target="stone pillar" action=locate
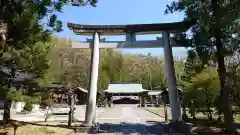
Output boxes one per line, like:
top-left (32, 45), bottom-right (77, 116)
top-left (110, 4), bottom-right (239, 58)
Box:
top-left (84, 32), bottom-right (100, 126)
top-left (163, 31), bottom-right (182, 122)
top-left (92, 105), bottom-right (97, 124)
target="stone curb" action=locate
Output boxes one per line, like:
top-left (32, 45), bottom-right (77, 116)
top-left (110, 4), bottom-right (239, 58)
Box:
top-left (73, 126), bottom-right (91, 133)
top-left (144, 108), bottom-right (165, 119)
top-left (67, 130), bottom-right (75, 135)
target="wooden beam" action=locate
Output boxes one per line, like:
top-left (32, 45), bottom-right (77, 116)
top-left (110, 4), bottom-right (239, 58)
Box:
top-left (71, 38), bottom-right (184, 49)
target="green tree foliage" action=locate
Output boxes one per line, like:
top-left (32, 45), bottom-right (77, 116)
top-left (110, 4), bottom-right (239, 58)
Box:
top-left (0, 0), bottom-right (98, 44)
top-left (166, 0), bottom-right (240, 132)
top-left (47, 37), bottom-right (187, 111)
top-left (0, 41), bottom-right (53, 123)
top-left (0, 0), bottom-right (98, 83)
top-left (182, 50), bottom-right (203, 81)
top-left (100, 49), bottom-right (124, 82)
top-left (47, 37), bottom-right (186, 93)
top-left (225, 52), bottom-right (240, 114)
top-left (23, 102), bottom-right (33, 112)
top-left (183, 67), bottom-right (220, 120)
top-left (0, 0), bottom-right (98, 123)
top-left (141, 56), bottom-right (167, 90)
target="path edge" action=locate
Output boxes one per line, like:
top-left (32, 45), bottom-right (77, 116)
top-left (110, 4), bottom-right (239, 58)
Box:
top-left (144, 108), bottom-right (165, 118)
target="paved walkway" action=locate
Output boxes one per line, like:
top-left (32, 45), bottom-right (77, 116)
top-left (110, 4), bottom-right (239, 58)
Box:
top-left (77, 105), bottom-right (170, 135)
top-left (12, 105), bottom-right (180, 134)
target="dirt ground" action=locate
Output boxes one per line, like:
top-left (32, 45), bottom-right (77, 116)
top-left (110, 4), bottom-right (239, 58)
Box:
top-left (0, 121), bottom-right (74, 135)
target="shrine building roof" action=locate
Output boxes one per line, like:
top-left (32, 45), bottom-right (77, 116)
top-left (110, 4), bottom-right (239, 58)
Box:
top-left (104, 83), bottom-right (149, 94)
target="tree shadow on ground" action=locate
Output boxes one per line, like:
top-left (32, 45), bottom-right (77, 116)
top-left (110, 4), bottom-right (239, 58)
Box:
top-left (166, 119), bottom-right (228, 135)
top-left (94, 119), bottom-right (233, 135)
top-left (186, 118), bottom-right (223, 128)
top-left (184, 118), bottom-right (240, 135)
top-left (95, 120), bottom-right (196, 135)
top-left (97, 121), bottom-right (166, 135)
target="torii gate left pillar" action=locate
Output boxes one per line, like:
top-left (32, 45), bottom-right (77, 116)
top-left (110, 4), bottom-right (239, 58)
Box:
top-left (84, 32), bottom-right (100, 126)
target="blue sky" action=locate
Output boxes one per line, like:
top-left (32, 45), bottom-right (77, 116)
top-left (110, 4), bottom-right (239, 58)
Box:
top-left (54, 0), bottom-right (188, 57)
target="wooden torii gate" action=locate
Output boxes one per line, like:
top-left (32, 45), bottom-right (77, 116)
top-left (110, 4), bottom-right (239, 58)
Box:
top-left (67, 21), bottom-right (193, 126)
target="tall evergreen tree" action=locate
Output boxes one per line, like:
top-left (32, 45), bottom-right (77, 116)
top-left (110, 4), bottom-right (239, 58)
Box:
top-left (166, 0), bottom-right (240, 133)
top-left (0, 0), bottom-right (98, 123)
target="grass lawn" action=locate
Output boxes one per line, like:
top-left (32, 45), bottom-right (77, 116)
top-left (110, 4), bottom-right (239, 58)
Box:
top-left (0, 125), bottom-right (73, 135)
top-left (146, 107), bottom-right (228, 134)
top-left (0, 120), bottom-right (75, 135)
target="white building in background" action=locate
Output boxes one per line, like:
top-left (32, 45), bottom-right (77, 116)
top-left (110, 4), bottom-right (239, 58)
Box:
top-left (11, 101), bottom-right (40, 113)
top-left (0, 66), bottom-right (40, 113)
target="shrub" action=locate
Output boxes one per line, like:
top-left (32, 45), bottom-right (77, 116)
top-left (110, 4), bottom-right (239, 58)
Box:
top-left (23, 102), bottom-right (33, 112)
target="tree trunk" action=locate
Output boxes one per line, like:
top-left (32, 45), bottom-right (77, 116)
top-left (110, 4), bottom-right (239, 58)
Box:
top-left (205, 89), bottom-right (212, 120)
top-left (3, 111), bottom-right (10, 123)
top-left (3, 100), bottom-right (10, 124)
top-left (215, 20), bottom-right (234, 134)
top-left (212, 0), bottom-right (235, 133)
top-left (68, 110), bottom-right (72, 127)
top-left (3, 59), bottom-right (15, 124)
top-left (216, 49), bottom-right (234, 132)
top-left (68, 94), bottom-right (75, 127)
top-left (44, 107), bottom-right (50, 123)
top-left (215, 26), bottom-right (234, 133)
top-left (164, 103), bottom-right (168, 122)
top-left (207, 106), bottom-right (213, 120)
top-left (190, 100), bottom-right (196, 120)
top-left (2, 91), bottom-right (11, 124)
top-left (182, 99), bottom-right (188, 121)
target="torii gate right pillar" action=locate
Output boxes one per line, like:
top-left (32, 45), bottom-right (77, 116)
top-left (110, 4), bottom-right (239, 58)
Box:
top-left (163, 31), bottom-right (182, 122)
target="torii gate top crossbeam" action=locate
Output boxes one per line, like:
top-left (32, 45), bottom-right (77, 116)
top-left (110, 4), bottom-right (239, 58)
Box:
top-left (67, 20), bottom-right (194, 36)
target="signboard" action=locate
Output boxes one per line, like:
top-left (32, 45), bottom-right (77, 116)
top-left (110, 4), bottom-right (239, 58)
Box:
top-left (112, 96), bottom-right (139, 100)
